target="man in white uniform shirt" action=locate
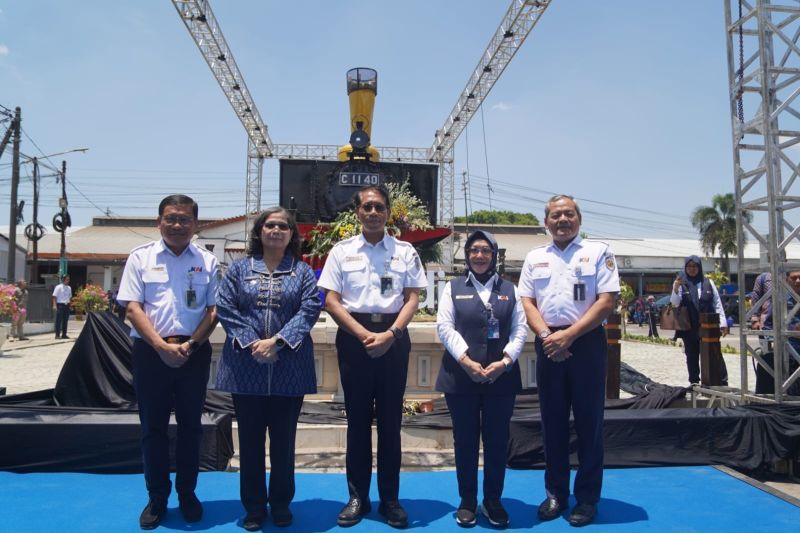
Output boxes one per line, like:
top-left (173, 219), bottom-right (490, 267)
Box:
top-left (518, 195), bottom-right (619, 527)
top-left (51, 275), bottom-right (72, 339)
top-left (318, 185), bottom-right (427, 529)
top-left (117, 195), bottom-right (219, 530)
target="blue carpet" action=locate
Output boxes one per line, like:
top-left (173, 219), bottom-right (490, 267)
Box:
top-left (1, 467), bottom-right (797, 531)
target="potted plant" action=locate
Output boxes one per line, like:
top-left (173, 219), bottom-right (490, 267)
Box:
top-left (71, 284), bottom-right (109, 320)
top-left (0, 283), bottom-right (20, 348)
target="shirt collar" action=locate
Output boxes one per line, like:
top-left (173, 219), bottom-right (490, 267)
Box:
top-left (548, 234), bottom-right (583, 254)
top-left (356, 231), bottom-right (392, 250)
top-left (250, 254), bottom-right (295, 274)
top-left (467, 271), bottom-right (498, 290)
top-left (156, 239), bottom-right (198, 258)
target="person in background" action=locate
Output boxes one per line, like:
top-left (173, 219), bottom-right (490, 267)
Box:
top-left (11, 279), bottom-right (29, 341)
top-left (669, 255), bottom-right (728, 385)
top-left (117, 195), bottom-right (219, 530)
top-left (519, 195), bottom-right (619, 527)
top-left (216, 207), bottom-right (321, 531)
top-left (318, 185), bottom-right (427, 529)
top-left (645, 295), bottom-right (659, 338)
top-left (633, 297), bottom-right (645, 326)
top-left (754, 270), bottom-right (800, 395)
top-left (436, 230), bottom-right (526, 528)
top-left (52, 275), bottom-right (72, 339)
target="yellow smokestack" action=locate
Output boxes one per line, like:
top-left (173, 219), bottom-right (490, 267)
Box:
top-left (338, 68), bottom-right (380, 162)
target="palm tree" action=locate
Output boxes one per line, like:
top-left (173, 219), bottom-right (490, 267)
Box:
top-left (690, 193), bottom-right (751, 275)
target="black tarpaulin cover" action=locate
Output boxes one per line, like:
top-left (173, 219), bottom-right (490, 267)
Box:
top-left (0, 312), bottom-right (233, 473)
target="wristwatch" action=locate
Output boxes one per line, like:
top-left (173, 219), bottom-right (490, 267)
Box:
top-left (538, 330), bottom-right (552, 339)
top-left (186, 338), bottom-right (198, 353)
top-left (275, 336), bottom-right (286, 348)
top-left (389, 326), bottom-right (404, 340)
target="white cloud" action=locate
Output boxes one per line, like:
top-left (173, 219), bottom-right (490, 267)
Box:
top-left (0, 45), bottom-right (9, 56)
top-left (491, 102), bottom-right (512, 112)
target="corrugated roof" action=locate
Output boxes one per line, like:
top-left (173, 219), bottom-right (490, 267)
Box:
top-left (33, 225), bottom-right (161, 259)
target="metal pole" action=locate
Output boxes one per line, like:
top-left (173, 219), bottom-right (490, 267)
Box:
top-left (6, 107), bottom-right (20, 283)
top-left (31, 157), bottom-right (39, 282)
top-left (59, 161), bottom-right (67, 278)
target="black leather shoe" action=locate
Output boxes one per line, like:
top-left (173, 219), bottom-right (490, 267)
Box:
top-left (378, 500), bottom-right (408, 529)
top-left (537, 497), bottom-right (566, 521)
top-left (481, 499), bottom-right (509, 528)
top-left (178, 492), bottom-right (203, 523)
top-left (243, 511), bottom-right (265, 531)
top-left (139, 500), bottom-right (167, 530)
top-left (455, 499), bottom-right (477, 528)
top-left (270, 505), bottom-right (292, 527)
top-left (337, 497), bottom-right (371, 527)
top-left (568, 503), bottom-right (597, 527)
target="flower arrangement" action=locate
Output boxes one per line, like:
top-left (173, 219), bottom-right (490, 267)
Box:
top-left (307, 180), bottom-right (433, 258)
top-left (72, 283), bottom-right (109, 315)
top-left (0, 283), bottom-right (21, 322)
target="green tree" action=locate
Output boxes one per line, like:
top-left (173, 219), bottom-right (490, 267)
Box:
top-left (454, 210), bottom-right (539, 225)
top-left (690, 193), bottom-right (751, 276)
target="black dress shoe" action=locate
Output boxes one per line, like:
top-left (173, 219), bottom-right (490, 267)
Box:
top-left (537, 497), bottom-right (566, 521)
top-left (178, 492), bottom-right (203, 522)
top-left (568, 503), bottom-right (597, 527)
top-left (481, 499), bottom-right (509, 528)
top-left (455, 498), bottom-right (477, 528)
top-left (243, 511), bottom-right (265, 531)
top-left (270, 505), bottom-right (293, 527)
top-left (378, 500), bottom-right (408, 529)
top-left (337, 497), bottom-right (371, 527)
top-left (139, 500), bottom-right (167, 530)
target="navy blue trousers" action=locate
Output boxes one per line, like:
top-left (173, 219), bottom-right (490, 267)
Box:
top-left (132, 338), bottom-right (211, 503)
top-left (55, 303), bottom-right (69, 337)
top-left (233, 393), bottom-right (303, 515)
top-left (445, 392), bottom-right (516, 504)
top-left (535, 326), bottom-right (606, 505)
top-left (336, 327), bottom-right (410, 502)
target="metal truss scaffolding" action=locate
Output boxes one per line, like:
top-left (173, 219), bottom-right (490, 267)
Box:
top-left (173, 0), bottom-right (552, 267)
top-left (172, 0), bottom-right (273, 237)
top-left (429, 0), bottom-right (552, 267)
top-left (726, 0), bottom-right (800, 403)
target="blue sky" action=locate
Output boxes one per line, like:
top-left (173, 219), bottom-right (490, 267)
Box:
top-left (0, 1), bottom-right (734, 240)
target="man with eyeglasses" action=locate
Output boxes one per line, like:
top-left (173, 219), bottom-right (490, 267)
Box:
top-left (117, 194), bottom-right (219, 530)
top-left (318, 184), bottom-right (427, 529)
top-left (518, 195), bottom-right (619, 527)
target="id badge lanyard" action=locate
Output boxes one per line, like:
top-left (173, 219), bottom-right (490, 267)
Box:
top-left (486, 303), bottom-right (500, 339)
top-left (380, 260), bottom-right (394, 297)
top-left (186, 271), bottom-right (198, 308)
top-left (574, 266), bottom-right (586, 302)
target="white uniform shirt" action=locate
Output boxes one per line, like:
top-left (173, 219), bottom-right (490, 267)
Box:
top-left (669, 280), bottom-right (727, 328)
top-left (117, 239), bottom-right (219, 338)
top-left (318, 232), bottom-right (427, 314)
top-left (437, 272), bottom-right (528, 362)
top-left (52, 283), bottom-right (72, 304)
top-left (518, 235), bottom-right (620, 326)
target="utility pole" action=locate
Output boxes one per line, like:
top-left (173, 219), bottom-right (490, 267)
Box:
top-left (59, 161), bottom-right (68, 279)
top-left (30, 158), bottom-right (39, 282)
top-left (6, 107), bottom-right (21, 283)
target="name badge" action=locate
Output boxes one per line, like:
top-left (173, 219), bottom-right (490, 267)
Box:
top-left (455, 295), bottom-right (473, 300)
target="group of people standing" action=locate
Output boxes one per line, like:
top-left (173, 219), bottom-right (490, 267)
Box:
top-left (116, 190), bottom-right (619, 530)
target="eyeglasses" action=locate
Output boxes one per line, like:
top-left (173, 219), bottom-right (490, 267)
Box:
top-left (263, 222), bottom-right (290, 231)
top-left (162, 216), bottom-right (194, 226)
top-left (360, 202), bottom-right (387, 213)
top-left (468, 247), bottom-right (493, 256)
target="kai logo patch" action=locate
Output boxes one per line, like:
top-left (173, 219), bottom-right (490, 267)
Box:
top-left (605, 254), bottom-right (616, 271)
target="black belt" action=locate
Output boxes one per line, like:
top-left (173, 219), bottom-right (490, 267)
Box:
top-left (549, 325), bottom-right (572, 331)
top-left (162, 335), bottom-right (191, 345)
top-left (351, 312), bottom-right (399, 324)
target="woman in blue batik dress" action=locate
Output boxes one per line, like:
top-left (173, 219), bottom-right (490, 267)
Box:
top-left (216, 206), bottom-right (321, 531)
